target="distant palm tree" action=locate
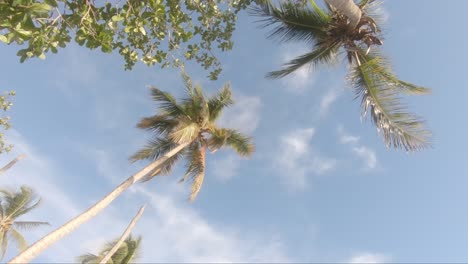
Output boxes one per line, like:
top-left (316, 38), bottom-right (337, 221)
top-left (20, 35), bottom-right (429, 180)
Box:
top-left (253, 0), bottom-right (431, 151)
top-left (99, 206), bottom-right (145, 264)
top-left (0, 186), bottom-right (48, 259)
top-left (130, 72), bottom-right (255, 200)
top-left (9, 73), bottom-right (255, 263)
top-left (78, 235), bottom-right (142, 264)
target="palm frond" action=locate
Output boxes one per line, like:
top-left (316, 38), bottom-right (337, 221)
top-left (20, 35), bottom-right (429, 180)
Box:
top-left (12, 198), bottom-right (42, 219)
top-left (350, 55), bottom-right (431, 151)
top-left (9, 228), bottom-right (27, 251)
top-left (169, 117), bottom-right (200, 144)
top-left (208, 83), bottom-right (234, 122)
top-left (267, 41), bottom-right (340, 78)
top-left (181, 70), bottom-right (194, 96)
top-left (130, 137), bottom-right (186, 181)
top-left (225, 130), bottom-right (255, 157)
top-left (309, 0), bottom-right (330, 19)
top-left (0, 229), bottom-right (7, 260)
top-left (77, 253), bottom-right (101, 264)
top-left (181, 83), bottom-right (209, 124)
top-left (13, 221), bottom-right (49, 230)
top-left (129, 137), bottom-right (176, 163)
top-left (136, 115), bottom-right (178, 137)
top-left (207, 128), bottom-right (229, 153)
top-left (121, 235), bottom-right (141, 264)
top-left (179, 142), bottom-right (205, 184)
top-left (144, 149), bottom-right (184, 181)
top-left (189, 147), bottom-right (206, 202)
top-left (362, 51), bottom-right (430, 95)
top-left (360, 0), bottom-right (386, 27)
top-left (358, 0), bottom-right (371, 8)
top-left (95, 235), bottom-right (141, 264)
top-left (3, 186), bottom-right (40, 219)
top-left (150, 87), bottom-right (187, 117)
top-left (109, 244), bottom-right (128, 264)
top-left (251, 0), bottom-right (331, 43)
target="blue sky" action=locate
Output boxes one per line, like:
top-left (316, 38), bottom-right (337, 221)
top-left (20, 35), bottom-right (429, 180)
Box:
top-left (1, 0), bottom-right (468, 262)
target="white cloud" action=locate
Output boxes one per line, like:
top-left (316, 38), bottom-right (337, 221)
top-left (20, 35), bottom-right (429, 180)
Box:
top-left (337, 126), bottom-right (378, 170)
top-left (319, 88), bottom-right (340, 117)
top-left (338, 126), bottom-right (360, 145)
top-left (212, 155), bottom-right (241, 182)
top-left (133, 186), bottom-right (291, 263)
top-left (218, 94), bottom-right (261, 134)
top-left (80, 148), bottom-right (292, 263)
top-left (0, 131), bottom-right (291, 262)
top-left (352, 146), bottom-right (378, 170)
top-left (275, 128), bottom-right (336, 190)
top-left (348, 252), bottom-right (390, 263)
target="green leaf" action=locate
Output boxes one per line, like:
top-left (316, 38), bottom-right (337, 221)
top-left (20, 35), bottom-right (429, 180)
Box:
top-left (111, 15), bottom-right (124, 22)
top-left (138, 27), bottom-right (147, 36)
top-left (38, 53), bottom-right (46, 60)
top-left (0, 35), bottom-right (7, 44)
top-left (44, 0), bottom-right (58, 7)
top-left (28, 3), bottom-right (52, 14)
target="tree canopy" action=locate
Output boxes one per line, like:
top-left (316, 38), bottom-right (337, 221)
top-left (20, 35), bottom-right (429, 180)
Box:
top-left (0, 0), bottom-right (254, 80)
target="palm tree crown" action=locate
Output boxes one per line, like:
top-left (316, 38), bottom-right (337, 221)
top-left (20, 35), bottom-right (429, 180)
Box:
top-left (253, 0), bottom-right (431, 151)
top-left (0, 186), bottom-right (48, 259)
top-left (78, 235), bottom-right (141, 264)
top-left (131, 72), bottom-right (255, 200)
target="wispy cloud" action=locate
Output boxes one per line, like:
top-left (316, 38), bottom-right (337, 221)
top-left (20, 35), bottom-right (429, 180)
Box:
top-left (337, 126), bottom-right (378, 170)
top-left (352, 146), bottom-right (377, 170)
top-left (319, 88), bottom-right (341, 117)
top-left (83, 148), bottom-right (292, 263)
top-left (218, 93), bottom-right (262, 134)
top-left (338, 126), bottom-right (360, 145)
top-left (348, 252), bottom-right (390, 263)
top-left (275, 128), bottom-right (336, 190)
top-left (211, 155), bottom-right (241, 182)
top-left (0, 130), bottom-right (292, 262)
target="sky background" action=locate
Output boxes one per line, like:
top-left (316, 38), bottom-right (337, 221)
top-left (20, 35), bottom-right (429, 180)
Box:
top-left (1, 0), bottom-right (468, 263)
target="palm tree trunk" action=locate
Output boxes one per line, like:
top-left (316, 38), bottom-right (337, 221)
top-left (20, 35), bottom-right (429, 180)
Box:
top-left (8, 143), bottom-right (188, 264)
top-left (0, 154), bottom-right (26, 175)
top-left (99, 205), bottom-right (145, 264)
top-left (324, 0), bottom-right (362, 28)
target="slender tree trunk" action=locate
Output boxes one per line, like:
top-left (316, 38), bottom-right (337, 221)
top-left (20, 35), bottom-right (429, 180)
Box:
top-left (8, 143), bottom-right (188, 264)
top-left (99, 205), bottom-right (145, 264)
top-left (0, 154), bottom-right (26, 175)
top-left (324, 0), bottom-right (362, 28)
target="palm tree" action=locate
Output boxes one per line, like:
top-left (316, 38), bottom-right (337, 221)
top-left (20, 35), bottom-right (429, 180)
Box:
top-left (99, 206), bottom-right (145, 264)
top-left (0, 186), bottom-right (48, 259)
top-left (129, 73), bottom-right (255, 200)
top-left (252, 0), bottom-right (431, 151)
top-left (77, 235), bottom-right (142, 264)
top-left (9, 73), bottom-right (255, 263)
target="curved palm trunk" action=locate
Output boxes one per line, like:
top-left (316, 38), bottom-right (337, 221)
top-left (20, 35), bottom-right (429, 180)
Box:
top-left (0, 154), bottom-right (26, 175)
top-left (99, 205), bottom-right (145, 264)
top-left (8, 143), bottom-right (188, 264)
top-left (324, 0), bottom-right (362, 28)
